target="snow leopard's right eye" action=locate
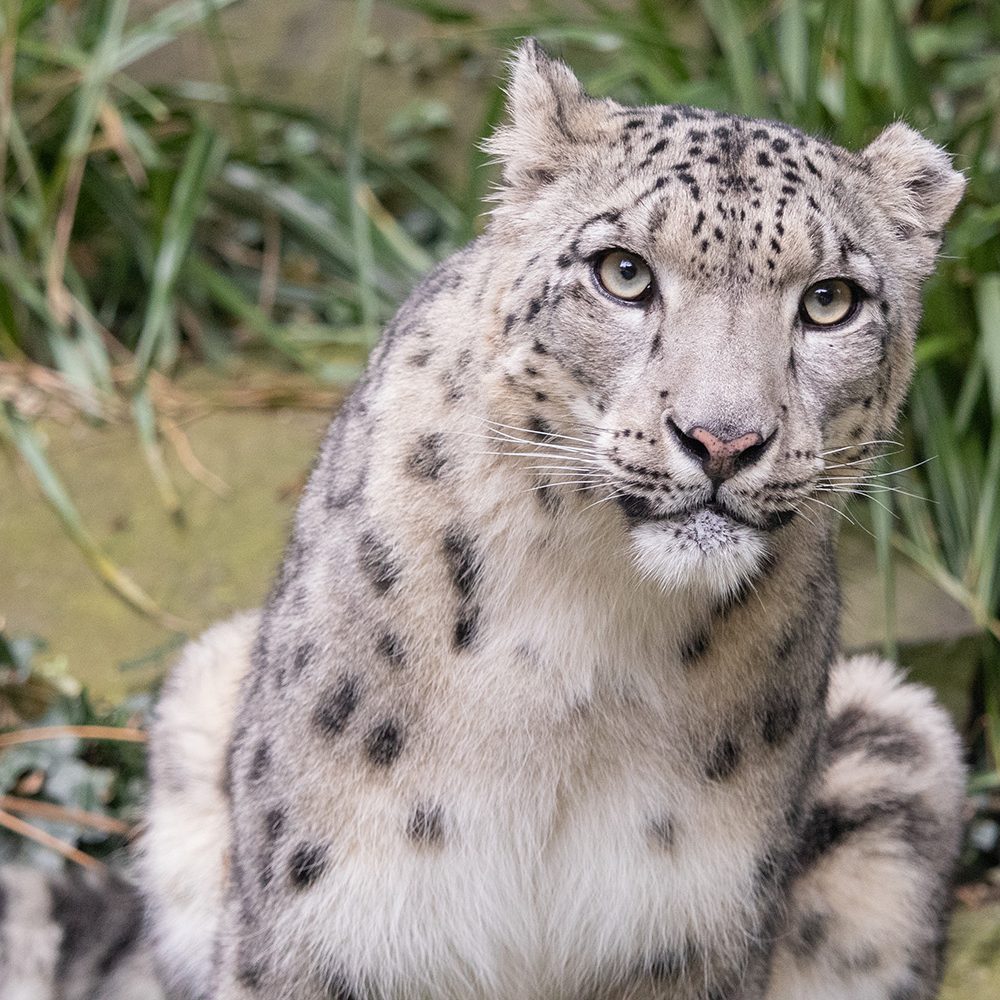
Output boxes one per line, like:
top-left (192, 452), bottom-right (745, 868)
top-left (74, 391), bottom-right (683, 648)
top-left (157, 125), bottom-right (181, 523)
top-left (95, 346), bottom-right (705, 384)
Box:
top-left (594, 249), bottom-right (653, 304)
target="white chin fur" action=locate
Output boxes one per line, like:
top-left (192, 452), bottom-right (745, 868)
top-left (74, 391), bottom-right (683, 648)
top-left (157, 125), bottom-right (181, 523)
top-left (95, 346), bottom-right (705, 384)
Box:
top-left (629, 512), bottom-right (769, 600)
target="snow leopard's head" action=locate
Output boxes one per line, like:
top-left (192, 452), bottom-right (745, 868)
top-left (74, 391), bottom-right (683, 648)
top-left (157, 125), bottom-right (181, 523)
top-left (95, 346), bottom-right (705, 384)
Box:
top-left (483, 41), bottom-right (964, 598)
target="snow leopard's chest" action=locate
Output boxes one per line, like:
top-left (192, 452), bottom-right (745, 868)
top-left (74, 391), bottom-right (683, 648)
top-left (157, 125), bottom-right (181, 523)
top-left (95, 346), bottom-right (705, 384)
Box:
top-left (273, 644), bottom-right (799, 1000)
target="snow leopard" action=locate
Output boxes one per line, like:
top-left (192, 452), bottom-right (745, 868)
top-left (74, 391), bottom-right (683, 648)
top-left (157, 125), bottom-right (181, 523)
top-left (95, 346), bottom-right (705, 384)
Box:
top-left (3, 40), bottom-right (968, 1000)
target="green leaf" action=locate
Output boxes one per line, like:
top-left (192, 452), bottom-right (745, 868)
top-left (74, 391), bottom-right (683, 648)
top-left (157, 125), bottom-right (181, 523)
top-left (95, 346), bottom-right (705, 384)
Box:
top-left (974, 274), bottom-right (1000, 418)
top-left (134, 125), bottom-right (227, 379)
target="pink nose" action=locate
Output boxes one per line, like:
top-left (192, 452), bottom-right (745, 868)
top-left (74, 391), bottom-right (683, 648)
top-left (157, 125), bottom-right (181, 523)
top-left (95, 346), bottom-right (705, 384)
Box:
top-left (670, 422), bottom-right (767, 482)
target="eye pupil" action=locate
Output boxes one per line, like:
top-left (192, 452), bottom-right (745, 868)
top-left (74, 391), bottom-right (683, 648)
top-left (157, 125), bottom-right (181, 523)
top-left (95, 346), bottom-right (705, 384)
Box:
top-left (800, 278), bottom-right (860, 326)
top-left (595, 249), bottom-right (653, 303)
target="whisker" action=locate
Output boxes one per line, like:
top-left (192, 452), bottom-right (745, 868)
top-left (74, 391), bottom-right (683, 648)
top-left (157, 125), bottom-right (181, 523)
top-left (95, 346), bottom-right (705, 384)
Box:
top-left (468, 432), bottom-right (597, 456)
top-left (582, 489), bottom-right (630, 514)
top-left (740, 572), bottom-right (767, 614)
top-left (481, 419), bottom-right (596, 447)
top-left (818, 439), bottom-right (901, 457)
top-left (817, 478), bottom-right (931, 498)
top-left (801, 492), bottom-right (858, 526)
top-left (828, 457), bottom-right (936, 481)
top-left (471, 449), bottom-right (599, 462)
top-left (788, 501), bottom-right (820, 530)
top-left (804, 495), bottom-right (879, 540)
top-left (822, 449), bottom-right (904, 470)
top-left (523, 463), bottom-right (604, 474)
top-left (524, 479), bottom-right (608, 493)
top-left (818, 485), bottom-right (931, 505)
top-left (444, 426), bottom-right (598, 455)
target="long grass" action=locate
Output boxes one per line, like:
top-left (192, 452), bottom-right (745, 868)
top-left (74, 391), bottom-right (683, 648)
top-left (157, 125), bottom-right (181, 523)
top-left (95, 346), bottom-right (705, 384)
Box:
top-left (0, 0), bottom-right (466, 617)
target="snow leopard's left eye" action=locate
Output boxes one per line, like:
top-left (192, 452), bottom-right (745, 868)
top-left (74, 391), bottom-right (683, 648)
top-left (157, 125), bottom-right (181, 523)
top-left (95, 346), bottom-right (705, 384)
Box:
top-left (799, 279), bottom-right (862, 327)
top-left (594, 249), bottom-right (653, 303)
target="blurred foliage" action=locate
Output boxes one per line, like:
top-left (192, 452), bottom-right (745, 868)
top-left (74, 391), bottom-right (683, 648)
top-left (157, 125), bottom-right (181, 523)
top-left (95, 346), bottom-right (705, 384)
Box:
top-left (0, 0), bottom-right (468, 614)
top-left (1, 0), bottom-right (1000, 859)
top-left (0, 627), bottom-right (149, 869)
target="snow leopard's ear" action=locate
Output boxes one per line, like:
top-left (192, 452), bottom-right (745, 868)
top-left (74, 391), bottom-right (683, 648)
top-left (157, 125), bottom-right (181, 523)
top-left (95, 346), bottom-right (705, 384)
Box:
top-left (863, 123), bottom-right (965, 254)
top-left (485, 40), bottom-right (601, 193)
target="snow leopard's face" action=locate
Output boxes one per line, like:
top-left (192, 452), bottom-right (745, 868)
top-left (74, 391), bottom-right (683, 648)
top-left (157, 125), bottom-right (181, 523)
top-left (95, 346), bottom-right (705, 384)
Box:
top-left (486, 41), bottom-right (964, 599)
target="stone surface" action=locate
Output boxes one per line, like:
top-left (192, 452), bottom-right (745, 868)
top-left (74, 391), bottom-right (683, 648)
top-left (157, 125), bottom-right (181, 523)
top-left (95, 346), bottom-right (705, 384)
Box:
top-left (2, 398), bottom-right (327, 699)
top-left (941, 904), bottom-right (1000, 1000)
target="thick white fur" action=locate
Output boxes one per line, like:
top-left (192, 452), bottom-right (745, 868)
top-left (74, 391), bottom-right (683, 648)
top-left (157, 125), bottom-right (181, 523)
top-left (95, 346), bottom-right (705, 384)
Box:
top-left (145, 633), bottom-right (964, 1000)
top-left (138, 611), bottom-right (258, 997)
top-left (0, 866), bottom-right (166, 1000)
top-left (768, 656), bottom-right (965, 1000)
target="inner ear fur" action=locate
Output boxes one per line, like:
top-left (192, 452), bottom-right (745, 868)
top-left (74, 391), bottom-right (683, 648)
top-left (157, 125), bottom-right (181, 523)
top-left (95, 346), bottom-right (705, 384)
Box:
top-left (863, 122), bottom-right (966, 240)
top-left (484, 39), bottom-right (610, 193)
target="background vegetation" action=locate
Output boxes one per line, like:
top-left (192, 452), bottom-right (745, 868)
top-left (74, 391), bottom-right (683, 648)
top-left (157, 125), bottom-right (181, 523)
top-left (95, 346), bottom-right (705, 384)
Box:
top-left (0, 0), bottom-right (998, 890)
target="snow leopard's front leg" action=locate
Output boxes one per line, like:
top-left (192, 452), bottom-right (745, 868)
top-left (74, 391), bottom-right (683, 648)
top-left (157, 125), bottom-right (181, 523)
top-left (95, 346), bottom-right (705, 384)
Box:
top-left (766, 655), bottom-right (964, 1000)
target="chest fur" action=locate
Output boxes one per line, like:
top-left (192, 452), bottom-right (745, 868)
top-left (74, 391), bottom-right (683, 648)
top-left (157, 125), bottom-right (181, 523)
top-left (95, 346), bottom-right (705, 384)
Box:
top-left (254, 616), bottom-right (816, 999)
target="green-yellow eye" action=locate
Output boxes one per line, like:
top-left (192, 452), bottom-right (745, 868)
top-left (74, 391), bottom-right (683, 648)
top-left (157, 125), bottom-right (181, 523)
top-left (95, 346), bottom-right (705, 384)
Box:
top-left (799, 279), bottom-right (861, 326)
top-left (595, 249), bottom-right (653, 303)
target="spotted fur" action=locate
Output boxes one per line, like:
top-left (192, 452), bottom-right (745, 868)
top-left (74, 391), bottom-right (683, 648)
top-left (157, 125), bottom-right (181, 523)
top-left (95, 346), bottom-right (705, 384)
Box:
top-left (134, 41), bottom-right (966, 1000)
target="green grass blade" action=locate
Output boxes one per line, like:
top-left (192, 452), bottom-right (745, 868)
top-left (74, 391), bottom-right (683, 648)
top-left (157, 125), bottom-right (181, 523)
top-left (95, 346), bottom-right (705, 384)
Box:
top-left (134, 124), bottom-right (227, 379)
top-left (342, 0), bottom-right (379, 343)
top-left (871, 493), bottom-right (898, 661)
top-left (114, 0), bottom-right (243, 71)
top-left (131, 386), bottom-right (183, 522)
top-left (974, 273), bottom-right (1000, 418)
top-left (696, 0), bottom-right (767, 116)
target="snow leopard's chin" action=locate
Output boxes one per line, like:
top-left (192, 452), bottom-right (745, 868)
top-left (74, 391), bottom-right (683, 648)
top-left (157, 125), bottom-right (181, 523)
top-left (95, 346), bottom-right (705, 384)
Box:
top-left (629, 509), bottom-right (771, 600)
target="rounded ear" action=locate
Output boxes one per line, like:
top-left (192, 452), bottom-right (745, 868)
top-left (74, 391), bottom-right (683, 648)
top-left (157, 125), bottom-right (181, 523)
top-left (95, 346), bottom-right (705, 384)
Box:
top-left (863, 123), bottom-right (966, 240)
top-left (483, 39), bottom-right (597, 194)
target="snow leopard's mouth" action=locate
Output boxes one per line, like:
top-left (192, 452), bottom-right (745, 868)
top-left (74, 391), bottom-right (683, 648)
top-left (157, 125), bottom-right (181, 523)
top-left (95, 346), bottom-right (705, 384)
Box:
top-left (615, 495), bottom-right (796, 534)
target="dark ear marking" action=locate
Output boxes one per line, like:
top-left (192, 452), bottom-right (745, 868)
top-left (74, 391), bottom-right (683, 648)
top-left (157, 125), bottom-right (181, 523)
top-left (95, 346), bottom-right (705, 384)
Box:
top-left (826, 705), bottom-right (923, 764)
